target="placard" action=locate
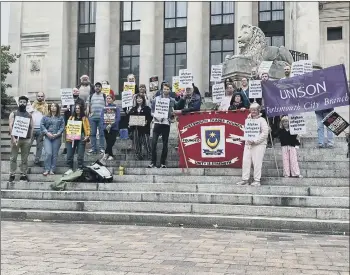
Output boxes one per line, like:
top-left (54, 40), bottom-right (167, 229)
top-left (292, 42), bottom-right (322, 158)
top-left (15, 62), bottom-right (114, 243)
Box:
top-left (249, 80), bottom-right (262, 98)
top-left (210, 65), bottom-right (223, 82)
top-left (172, 76), bottom-right (184, 96)
top-left (11, 116), bottom-right (30, 138)
top-left (123, 82), bottom-right (136, 94)
top-left (212, 83), bottom-right (225, 104)
top-left (179, 69), bottom-right (193, 88)
top-left (291, 61), bottom-right (305, 76)
top-left (323, 111), bottom-right (350, 136)
top-left (102, 84), bottom-right (111, 95)
top-left (154, 97), bottom-right (170, 119)
top-left (149, 76), bottom-right (159, 92)
top-left (302, 60), bottom-right (313, 74)
top-left (129, 115), bottom-right (146, 126)
top-left (66, 120), bottom-right (82, 140)
top-left (103, 107), bottom-right (116, 124)
top-left (288, 114), bottom-right (306, 135)
top-left (258, 61), bottom-right (273, 74)
top-left (122, 91), bottom-right (133, 108)
top-left (244, 119), bottom-right (261, 141)
top-left (60, 88), bottom-right (74, 106)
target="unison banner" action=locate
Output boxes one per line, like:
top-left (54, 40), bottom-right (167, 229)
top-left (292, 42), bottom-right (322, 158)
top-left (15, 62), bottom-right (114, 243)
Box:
top-left (177, 111), bottom-right (248, 168)
top-left (262, 64), bottom-right (349, 117)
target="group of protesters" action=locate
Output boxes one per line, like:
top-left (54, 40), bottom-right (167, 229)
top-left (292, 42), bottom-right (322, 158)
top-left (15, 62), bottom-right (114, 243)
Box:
top-left (8, 65), bottom-right (337, 186)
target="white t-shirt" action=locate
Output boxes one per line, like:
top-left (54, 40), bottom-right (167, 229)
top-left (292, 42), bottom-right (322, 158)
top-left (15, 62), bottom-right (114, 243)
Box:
top-left (32, 110), bottom-right (43, 129)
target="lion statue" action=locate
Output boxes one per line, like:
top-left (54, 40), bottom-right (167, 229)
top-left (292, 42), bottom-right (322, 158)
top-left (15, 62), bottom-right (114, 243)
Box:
top-left (237, 24), bottom-right (294, 67)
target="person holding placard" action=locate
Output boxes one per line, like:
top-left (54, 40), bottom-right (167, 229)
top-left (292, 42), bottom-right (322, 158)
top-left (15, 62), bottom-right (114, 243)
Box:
top-left (236, 103), bottom-right (269, 186)
top-left (100, 95), bottom-right (121, 161)
top-left (278, 116), bottom-right (302, 178)
top-left (8, 95), bottom-right (34, 183)
top-left (155, 80), bottom-right (176, 99)
top-left (40, 103), bottom-right (65, 176)
top-left (77, 75), bottom-right (95, 114)
top-left (315, 108), bottom-right (335, 149)
top-left (174, 85), bottom-right (201, 115)
top-left (129, 94), bottom-right (153, 160)
top-left (101, 80), bottom-right (116, 99)
top-left (65, 104), bottom-right (91, 176)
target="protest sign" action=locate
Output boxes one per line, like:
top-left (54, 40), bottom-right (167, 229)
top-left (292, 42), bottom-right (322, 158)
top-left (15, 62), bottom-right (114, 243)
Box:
top-left (179, 69), bottom-right (193, 88)
top-left (154, 97), bottom-right (170, 119)
top-left (244, 119), bottom-right (261, 141)
top-left (302, 60), bottom-right (313, 73)
top-left (291, 61), bottom-right (305, 76)
top-left (261, 64), bottom-right (349, 117)
top-left (210, 65), bottom-right (223, 82)
top-left (103, 107), bottom-right (116, 124)
top-left (66, 120), bottom-right (82, 140)
top-left (11, 116), bottom-right (30, 138)
top-left (258, 61), bottom-right (273, 74)
top-left (249, 80), bottom-right (262, 98)
top-left (288, 114), bottom-right (306, 135)
top-left (122, 91), bottom-right (133, 108)
top-left (212, 83), bottom-right (225, 103)
top-left (172, 76), bottom-right (184, 96)
top-left (129, 115), bottom-right (146, 126)
top-left (60, 88), bottom-right (74, 106)
top-left (323, 111), bottom-right (350, 136)
top-left (102, 85), bottom-right (111, 95)
top-left (123, 82), bottom-right (136, 94)
top-left (149, 76), bottom-right (159, 92)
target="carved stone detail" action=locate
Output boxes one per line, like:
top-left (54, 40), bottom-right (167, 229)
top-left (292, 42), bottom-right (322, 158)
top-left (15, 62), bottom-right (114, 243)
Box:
top-left (30, 60), bottom-right (41, 73)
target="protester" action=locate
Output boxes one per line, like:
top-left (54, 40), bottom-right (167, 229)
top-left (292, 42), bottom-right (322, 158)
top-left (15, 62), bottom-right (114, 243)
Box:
top-left (315, 108), bottom-right (335, 148)
top-left (250, 67), bottom-right (260, 80)
top-left (40, 103), bottom-right (65, 176)
top-left (100, 95), bottom-right (120, 160)
top-left (126, 74), bottom-right (139, 94)
top-left (155, 80), bottom-right (176, 99)
top-left (174, 85), bottom-right (201, 114)
top-left (149, 83), bottom-right (176, 168)
top-left (229, 93), bottom-right (247, 111)
top-left (217, 83), bottom-right (236, 111)
top-left (87, 82), bottom-right (106, 154)
top-left (65, 104), bottom-right (90, 176)
top-left (8, 95), bottom-right (34, 182)
top-left (129, 94), bottom-right (153, 160)
top-left (101, 80), bottom-right (116, 99)
top-left (282, 65), bottom-right (291, 79)
top-left (224, 77), bottom-right (234, 88)
top-left (31, 92), bottom-right (49, 164)
top-left (77, 75), bottom-right (94, 113)
top-left (236, 103), bottom-right (269, 186)
top-left (135, 84), bottom-right (151, 106)
top-left (278, 116), bottom-right (302, 178)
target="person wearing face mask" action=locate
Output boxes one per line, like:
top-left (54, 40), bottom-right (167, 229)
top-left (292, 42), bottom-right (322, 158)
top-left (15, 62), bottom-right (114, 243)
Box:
top-left (236, 103), bottom-right (269, 186)
top-left (31, 92), bottom-right (49, 165)
top-left (282, 65), bottom-right (291, 79)
top-left (40, 103), bottom-right (65, 176)
top-left (8, 96), bottom-right (34, 183)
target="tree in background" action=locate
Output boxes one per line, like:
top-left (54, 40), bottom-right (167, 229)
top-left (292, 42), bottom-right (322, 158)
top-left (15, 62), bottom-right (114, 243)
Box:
top-left (1, 45), bottom-right (20, 118)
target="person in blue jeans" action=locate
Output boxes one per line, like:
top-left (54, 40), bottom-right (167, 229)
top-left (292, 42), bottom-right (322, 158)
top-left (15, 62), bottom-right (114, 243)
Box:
top-left (40, 103), bottom-right (65, 175)
top-left (315, 108), bottom-right (335, 148)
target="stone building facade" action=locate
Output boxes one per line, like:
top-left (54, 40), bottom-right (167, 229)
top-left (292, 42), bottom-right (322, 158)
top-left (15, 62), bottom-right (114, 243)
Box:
top-left (6, 1), bottom-right (350, 99)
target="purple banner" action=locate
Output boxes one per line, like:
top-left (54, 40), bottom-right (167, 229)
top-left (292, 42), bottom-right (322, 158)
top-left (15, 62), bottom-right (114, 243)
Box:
top-left (261, 64), bottom-right (349, 117)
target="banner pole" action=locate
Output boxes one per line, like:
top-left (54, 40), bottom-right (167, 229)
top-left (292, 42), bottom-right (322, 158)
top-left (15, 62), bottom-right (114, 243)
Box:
top-left (266, 117), bottom-right (280, 177)
top-left (176, 116), bottom-right (189, 174)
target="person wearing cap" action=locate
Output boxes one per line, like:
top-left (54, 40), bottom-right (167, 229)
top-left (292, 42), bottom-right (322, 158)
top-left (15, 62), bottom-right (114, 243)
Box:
top-left (236, 103), bottom-right (269, 186)
top-left (8, 95), bottom-right (34, 183)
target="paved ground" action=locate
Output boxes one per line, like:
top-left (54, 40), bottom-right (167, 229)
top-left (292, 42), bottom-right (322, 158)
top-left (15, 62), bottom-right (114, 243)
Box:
top-left (1, 221), bottom-right (349, 275)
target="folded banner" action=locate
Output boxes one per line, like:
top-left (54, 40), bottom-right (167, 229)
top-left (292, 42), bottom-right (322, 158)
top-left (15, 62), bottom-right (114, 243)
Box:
top-left (262, 64), bottom-right (349, 117)
top-left (177, 111), bottom-right (248, 168)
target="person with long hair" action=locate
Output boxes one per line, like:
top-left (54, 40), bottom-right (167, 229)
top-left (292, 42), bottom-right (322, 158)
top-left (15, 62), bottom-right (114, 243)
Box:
top-left (40, 103), bottom-right (65, 175)
top-left (64, 104), bottom-right (90, 176)
top-left (129, 94), bottom-right (153, 160)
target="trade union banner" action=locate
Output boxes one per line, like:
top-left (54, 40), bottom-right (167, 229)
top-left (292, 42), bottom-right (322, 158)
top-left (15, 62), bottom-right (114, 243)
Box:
top-left (262, 64), bottom-right (349, 117)
top-left (177, 110), bottom-right (248, 168)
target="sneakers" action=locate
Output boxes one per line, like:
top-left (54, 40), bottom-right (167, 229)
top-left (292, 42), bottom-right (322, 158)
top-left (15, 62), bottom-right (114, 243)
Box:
top-left (251, 181), bottom-right (261, 186)
top-left (160, 164), bottom-right (167, 168)
top-left (148, 163), bottom-right (156, 168)
top-left (9, 175), bottom-right (15, 183)
top-left (236, 180), bottom-right (248, 185)
top-left (19, 175), bottom-right (28, 182)
top-left (64, 169), bottom-right (73, 176)
top-left (88, 149), bottom-right (96, 154)
top-left (43, 171), bottom-right (49, 176)
top-left (100, 149), bottom-right (105, 154)
top-left (49, 171), bottom-right (55, 175)
top-left (318, 144), bottom-right (325, 149)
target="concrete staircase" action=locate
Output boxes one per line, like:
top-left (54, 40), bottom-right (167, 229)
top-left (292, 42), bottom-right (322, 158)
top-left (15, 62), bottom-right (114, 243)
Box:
top-left (1, 118), bottom-right (349, 234)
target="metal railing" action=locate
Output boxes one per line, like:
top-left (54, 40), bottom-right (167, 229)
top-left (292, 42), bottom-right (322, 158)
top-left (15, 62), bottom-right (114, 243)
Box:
top-left (289, 50), bottom-right (309, 62)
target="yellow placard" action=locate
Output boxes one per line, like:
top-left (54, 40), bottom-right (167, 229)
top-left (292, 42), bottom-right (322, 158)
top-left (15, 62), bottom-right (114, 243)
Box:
top-left (123, 82), bottom-right (136, 94)
top-left (66, 120), bottom-right (82, 140)
top-left (102, 84), bottom-right (111, 95)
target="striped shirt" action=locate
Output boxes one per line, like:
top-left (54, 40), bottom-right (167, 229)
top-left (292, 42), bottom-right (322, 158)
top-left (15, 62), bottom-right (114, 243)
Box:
top-left (90, 93), bottom-right (106, 118)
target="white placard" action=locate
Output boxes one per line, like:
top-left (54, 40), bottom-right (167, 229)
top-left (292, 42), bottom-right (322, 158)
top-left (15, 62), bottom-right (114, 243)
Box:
top-left (302, 60), bottom-right (313, 74)
top-left (258, 61), bottom-right (273, 74)
top-left (244, 119), bottom-right (261, 141)
top-left (60, 88), bottom-right (74, 106)
top-left (122, 91), bottom-right (133, 108)
top-left (212, 83), bottom-right (226, 104)
top-left (210, 65), bottom-right (223, 82)
top-left (248, 80), bottom-right (262, 98)
top-left (291, 61), bottom-right (304, 76)
top-left (154, 98), bottom-right (170, 119)
top-left (179, 69), bottom-right (193, 88)
top-left (11, 116), bottom-right (30, 138)
top-left (288, 114), bottom-right (306, 135)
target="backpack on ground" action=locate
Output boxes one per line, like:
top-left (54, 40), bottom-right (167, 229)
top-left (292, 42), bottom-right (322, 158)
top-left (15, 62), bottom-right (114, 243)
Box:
top-left (82, 160), bottom-right (113, 182)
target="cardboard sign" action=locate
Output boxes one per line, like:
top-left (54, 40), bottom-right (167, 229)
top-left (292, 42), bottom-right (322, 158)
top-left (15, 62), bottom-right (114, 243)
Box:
top-left (102, 85), bottom-right (111, 95)
top-left (212, 83), bottom-right (225, 104)
top-left (103, 107), bottom-right (116, 124)
top-left (129, 115), bottom-right (146, 126)
top-left (248, 80), bottom-right (262, 98)
top-left (123, 82), bottom-right (136, 94)
top-left (154, 97), bottom-right (170, 119)
top-left (122, 91), bottom-right (133, 108)
top-left (244, 119), bottom-right (261, 141)
top-left (60, 89), bottom-right (74, 106)
top-left (288, 114), bottom-right (306, 135)
top-left (258, 61), bottom-right (273, 74)
top-left (323, 111), bottom-right (350, 136)
top-left (66, 120), bottom-right (82, 140)
top-left (179, 69), bottom-right (193, 88)
top-left (11, 116), bottom-right (30, 138)
top-left (149, 76), bottom-right (159, 92)
top-left (210, 65), bottom-right (223, 82)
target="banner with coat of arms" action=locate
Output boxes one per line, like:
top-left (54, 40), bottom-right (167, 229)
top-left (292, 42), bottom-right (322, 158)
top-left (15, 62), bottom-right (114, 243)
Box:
top-left (177, 110), bottom-right (248, 168)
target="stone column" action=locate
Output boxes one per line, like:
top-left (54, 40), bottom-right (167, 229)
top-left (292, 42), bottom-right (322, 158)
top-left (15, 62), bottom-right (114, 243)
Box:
top-left (234, 2), bottom-right (253, 55)
top-left (94, 2), bottom-right (110, 82)
top-left (187, 2), bottom-right (204, 94)
top-left (139, 2), bottom-right (156, 86)
top-left (295, 2), bottom-right (320, 64)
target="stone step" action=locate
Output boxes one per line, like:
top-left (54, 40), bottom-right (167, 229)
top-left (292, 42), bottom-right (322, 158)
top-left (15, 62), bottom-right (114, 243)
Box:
top-left (2, 209), bottom-right (348, 234)
top-left (2, 190), bottom-right (348, 208)
top-left (2, 199), bottom-right (348, 220)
